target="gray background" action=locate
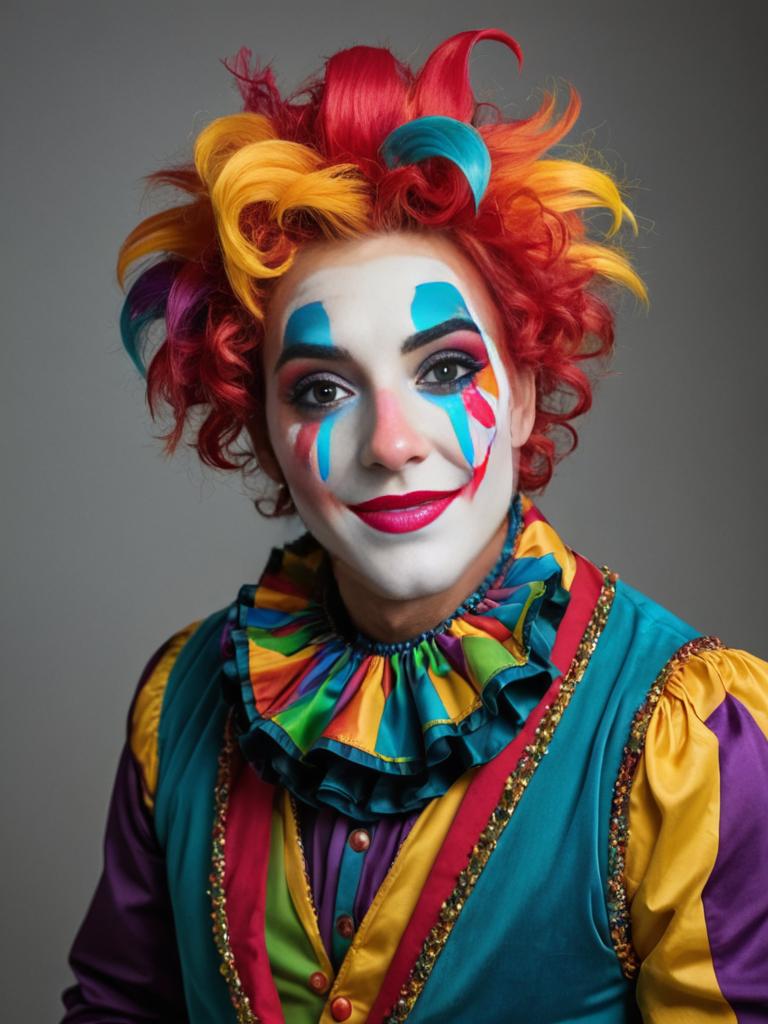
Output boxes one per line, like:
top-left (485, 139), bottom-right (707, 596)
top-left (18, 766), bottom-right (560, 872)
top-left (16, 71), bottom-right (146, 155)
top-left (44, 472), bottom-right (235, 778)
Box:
top-left (2, 0), bottom-right (766, 1018)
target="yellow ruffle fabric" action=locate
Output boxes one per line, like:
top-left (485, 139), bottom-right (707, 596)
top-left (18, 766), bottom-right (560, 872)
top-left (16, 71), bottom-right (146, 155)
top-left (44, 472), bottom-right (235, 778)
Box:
top-left (626, 646), bottom-right (768, 1022)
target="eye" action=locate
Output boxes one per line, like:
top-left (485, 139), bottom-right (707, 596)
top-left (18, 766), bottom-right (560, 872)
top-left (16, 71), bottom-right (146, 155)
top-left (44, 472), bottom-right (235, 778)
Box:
top-left (417, 350), bottom-right (485, 392)
top-left (289, 373), bottom-right (354, 410)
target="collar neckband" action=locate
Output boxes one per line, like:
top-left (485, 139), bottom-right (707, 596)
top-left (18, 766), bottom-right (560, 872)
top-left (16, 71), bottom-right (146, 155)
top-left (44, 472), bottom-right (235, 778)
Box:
top-left (222, 495), bottom-right (571, 820)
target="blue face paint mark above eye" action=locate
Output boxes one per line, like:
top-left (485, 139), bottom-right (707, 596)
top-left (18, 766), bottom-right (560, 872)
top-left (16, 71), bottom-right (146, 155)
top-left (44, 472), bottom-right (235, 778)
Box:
top-left (284, 300), bottom-right (334, 347)
top-left (410, 281), bottom-right (475, 332)
top-left (411, 281), bottom-right (478, 468)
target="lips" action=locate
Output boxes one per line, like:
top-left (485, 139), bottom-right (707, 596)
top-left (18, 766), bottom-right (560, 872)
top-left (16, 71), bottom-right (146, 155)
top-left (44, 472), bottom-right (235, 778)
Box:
top-left (347, 488), bottom-right (463, 533)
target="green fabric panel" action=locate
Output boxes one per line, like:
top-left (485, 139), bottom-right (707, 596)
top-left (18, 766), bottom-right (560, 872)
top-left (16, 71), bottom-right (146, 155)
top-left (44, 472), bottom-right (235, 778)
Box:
top-left (265, 806), bottom-right (328, 1024)
top-left (408, 581), bottom-right (699, 1023)
top-left (153, 609), bottom-right (236, 1024)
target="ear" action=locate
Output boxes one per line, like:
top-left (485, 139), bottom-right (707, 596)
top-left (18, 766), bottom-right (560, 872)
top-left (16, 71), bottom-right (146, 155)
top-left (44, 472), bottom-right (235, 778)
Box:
top-left (508, 365), bottom-right (536, 449)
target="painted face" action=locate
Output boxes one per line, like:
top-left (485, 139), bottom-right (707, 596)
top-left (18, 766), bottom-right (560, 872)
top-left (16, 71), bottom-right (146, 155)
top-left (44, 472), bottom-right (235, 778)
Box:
top-left (264, 233), bottom-right (530, 600)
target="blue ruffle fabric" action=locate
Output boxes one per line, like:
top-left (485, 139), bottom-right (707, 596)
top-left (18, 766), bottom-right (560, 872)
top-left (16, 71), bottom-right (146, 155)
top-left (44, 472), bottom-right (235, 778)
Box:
top-left (222, 499), bottom-right (570, 819)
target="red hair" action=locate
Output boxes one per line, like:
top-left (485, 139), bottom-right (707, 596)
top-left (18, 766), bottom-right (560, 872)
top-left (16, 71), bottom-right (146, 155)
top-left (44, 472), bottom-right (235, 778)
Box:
top-left (118, 29), bottom-right (644, 507)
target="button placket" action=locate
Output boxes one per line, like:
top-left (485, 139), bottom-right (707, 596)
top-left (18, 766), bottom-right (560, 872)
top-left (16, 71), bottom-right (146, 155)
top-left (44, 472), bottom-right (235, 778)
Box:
top-left (329, 826), bottom-right (371, 967)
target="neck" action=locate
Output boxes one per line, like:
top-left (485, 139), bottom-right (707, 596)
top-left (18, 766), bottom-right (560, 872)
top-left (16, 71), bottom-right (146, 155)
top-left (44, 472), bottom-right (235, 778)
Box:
top-left (330, 516), bottom-right (509, 644)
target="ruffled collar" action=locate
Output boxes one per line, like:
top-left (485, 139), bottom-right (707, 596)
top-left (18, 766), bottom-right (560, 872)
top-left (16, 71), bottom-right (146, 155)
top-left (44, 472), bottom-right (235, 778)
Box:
top-left (222, 495), bottom-right (571, 820)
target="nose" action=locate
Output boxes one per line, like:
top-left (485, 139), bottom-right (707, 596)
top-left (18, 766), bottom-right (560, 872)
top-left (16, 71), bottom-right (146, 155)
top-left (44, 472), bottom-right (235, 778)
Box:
top-left (360, 388), bottom-right (431, 471)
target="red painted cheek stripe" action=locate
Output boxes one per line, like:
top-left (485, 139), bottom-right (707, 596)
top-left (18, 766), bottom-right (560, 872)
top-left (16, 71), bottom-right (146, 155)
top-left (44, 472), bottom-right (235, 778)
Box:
top-left (295, 422), bottom-right (321, 471)
top-left (463, 381), bottom-right (496, 429)
top-left (368, 552), bottom-right (604, 1021)
top-left (468, 444), bottom-right (492, 497)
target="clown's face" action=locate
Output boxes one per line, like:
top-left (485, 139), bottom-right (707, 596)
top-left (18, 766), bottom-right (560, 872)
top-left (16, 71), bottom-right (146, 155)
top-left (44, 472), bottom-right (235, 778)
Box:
top-left (261, 232), bottom-right (535, 600)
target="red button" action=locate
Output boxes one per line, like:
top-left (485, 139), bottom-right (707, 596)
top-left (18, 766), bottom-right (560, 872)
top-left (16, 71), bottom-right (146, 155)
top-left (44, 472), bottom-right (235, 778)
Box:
top-left (308, 971), bottom-right (329, 994)
top-left (331, 995), bottom-right (353, 1021)
top-left (348, 828), bottom-right (370, 853)
top-left (335, 913), bottom-right (355, 939)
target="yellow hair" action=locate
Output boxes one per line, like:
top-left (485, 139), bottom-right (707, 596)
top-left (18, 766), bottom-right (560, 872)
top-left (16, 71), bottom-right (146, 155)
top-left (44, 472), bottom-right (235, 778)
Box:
top-left (194, 113), bottom-right (372, 317)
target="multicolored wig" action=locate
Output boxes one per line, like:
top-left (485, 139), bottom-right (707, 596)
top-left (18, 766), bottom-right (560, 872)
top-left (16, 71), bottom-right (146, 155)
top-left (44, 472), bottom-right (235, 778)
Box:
top-left (118, 28), bottom-right (645, 509)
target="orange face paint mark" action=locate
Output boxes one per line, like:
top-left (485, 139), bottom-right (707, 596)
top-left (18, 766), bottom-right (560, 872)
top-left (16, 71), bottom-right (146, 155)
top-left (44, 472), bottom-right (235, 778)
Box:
top-left (475, 363), bottom-right (498, 399)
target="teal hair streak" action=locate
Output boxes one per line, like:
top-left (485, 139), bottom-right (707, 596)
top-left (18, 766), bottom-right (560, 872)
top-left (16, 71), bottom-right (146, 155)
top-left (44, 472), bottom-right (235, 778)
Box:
top-left (380, 115), bottom-right (491, 209)
top-left (119, 298), bottom-right (151, 379)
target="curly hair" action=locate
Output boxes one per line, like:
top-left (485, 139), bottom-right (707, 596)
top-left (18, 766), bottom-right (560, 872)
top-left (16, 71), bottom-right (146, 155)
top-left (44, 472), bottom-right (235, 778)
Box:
top-left (117, 28), bottom-right (645, 509)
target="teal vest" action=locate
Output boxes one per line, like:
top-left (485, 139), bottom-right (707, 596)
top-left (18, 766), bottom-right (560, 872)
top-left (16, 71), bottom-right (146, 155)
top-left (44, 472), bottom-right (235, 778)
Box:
top-left (153, 572), bottom-right (699, 1023)
top-left (404, 577), bottom-right (699, 1023)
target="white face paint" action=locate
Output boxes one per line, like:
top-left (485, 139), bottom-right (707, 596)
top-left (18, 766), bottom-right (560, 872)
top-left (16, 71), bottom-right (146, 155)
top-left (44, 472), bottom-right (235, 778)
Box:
top-left (263, 233), bottom-right (531, 600)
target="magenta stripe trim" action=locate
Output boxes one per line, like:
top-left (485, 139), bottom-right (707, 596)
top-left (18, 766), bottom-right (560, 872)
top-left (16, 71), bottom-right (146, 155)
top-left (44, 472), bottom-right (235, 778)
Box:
top-left (703, 693), bottom-right (768, 1023)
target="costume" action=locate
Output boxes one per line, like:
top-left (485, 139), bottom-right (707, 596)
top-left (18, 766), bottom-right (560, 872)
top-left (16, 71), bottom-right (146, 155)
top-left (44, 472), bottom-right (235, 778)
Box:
top-left (66, 25), bottom-right (768, 1024)
top-left (62, 496), bottom-right (768, 1023)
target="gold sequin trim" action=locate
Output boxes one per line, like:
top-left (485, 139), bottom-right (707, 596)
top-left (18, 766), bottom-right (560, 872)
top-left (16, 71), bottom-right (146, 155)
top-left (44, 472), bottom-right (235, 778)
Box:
top-left (288, 792), bottom-right (322, 918)
top-left (606, 634), bottom-right (723, 979)
top-left (384, 567), bottom-right (618, 1023)
top-left (209, 712), bottom-right (261, 1024)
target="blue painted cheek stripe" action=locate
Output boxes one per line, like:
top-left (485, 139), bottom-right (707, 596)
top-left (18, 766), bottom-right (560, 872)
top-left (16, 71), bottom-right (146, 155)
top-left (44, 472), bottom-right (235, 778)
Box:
top-left (424, 392), bottom-right (474, 467)
top-left (411, 281), bottom-right (474, 331)
top-left (284, 300), bottom-right (334, 347)
top-left (315, 403), bottom-right (354, 482)
top-left (316, 414), bottom-right (336, 481)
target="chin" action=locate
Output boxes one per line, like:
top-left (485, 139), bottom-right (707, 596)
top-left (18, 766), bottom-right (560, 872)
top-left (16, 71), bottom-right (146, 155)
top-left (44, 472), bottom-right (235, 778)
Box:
top-left (353, 556), bottom-right (468, 602)
top-left (295, 475), bottom-right (515, 604)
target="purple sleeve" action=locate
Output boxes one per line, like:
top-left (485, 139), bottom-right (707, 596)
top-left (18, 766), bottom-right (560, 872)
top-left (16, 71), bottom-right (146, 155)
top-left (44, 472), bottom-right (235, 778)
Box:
top-left (702, 692), bottom-right (768, 1020)
top-left (60, 743), bottom-right (188, 1023)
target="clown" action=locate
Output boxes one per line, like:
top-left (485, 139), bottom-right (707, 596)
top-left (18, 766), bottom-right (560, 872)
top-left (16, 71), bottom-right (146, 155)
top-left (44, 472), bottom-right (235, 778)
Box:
top-left (62, 29), bottom-right (768, 1024)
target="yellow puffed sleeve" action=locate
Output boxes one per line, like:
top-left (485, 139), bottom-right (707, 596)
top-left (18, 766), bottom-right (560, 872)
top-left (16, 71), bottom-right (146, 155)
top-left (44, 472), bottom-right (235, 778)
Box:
top-left (624, 645), bottom-right (768, 1023)
top-left (129, 621), bottom-right (201, 811)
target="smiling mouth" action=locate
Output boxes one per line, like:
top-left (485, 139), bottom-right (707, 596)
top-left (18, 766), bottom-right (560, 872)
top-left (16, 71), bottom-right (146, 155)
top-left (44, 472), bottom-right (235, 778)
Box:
top-left (346, 488), bottom-right (464, 534)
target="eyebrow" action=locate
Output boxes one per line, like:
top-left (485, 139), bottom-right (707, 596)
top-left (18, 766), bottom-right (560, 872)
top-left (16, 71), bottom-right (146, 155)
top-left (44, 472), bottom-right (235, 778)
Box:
top-left (401, 317), bottom-right (481, 354)
top-left (274, 317), bottom-right (481, 371)
top-left (274, 341), bottom-right (352, 371)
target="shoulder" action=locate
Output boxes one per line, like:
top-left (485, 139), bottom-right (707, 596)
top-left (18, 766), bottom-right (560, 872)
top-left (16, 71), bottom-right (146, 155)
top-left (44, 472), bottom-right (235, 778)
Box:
top-left (128, 609), bottom-right (231, 810)
top-left (624, 641), bottom-right (768, 889)
top-left (621, 642), bottom-right (768, 1011)
top-left (627, 641), bottom-right (768, 856)
top-left (630, 643), bottom-right (768, 790)
top-left (609, 575), bottom-right (701, 648)
top-left (665, 643), bottom-right (768, 731)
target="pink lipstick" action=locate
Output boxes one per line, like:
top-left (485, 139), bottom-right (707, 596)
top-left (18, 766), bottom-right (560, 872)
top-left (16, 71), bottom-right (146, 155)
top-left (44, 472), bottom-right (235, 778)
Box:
top-left (347, 488), bottom-right (462, 533)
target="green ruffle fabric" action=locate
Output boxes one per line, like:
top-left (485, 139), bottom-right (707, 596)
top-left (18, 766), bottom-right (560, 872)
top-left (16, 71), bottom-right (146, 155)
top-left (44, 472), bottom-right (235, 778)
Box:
top-left (222, 500), bottom-right (570, 819)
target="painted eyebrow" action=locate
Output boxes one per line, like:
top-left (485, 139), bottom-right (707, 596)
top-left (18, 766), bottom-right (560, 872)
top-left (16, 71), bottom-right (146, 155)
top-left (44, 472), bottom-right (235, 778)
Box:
top-left (400, 317), bottom-right (481, 355)
top-left (274, 342), bottom-right (352, 372)
top-left (274, 317), bottom-right (481, 371)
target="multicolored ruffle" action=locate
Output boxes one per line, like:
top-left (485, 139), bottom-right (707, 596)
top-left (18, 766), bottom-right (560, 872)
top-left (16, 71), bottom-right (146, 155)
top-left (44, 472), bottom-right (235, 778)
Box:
top-left (222, 501), bottom-right (570, 819)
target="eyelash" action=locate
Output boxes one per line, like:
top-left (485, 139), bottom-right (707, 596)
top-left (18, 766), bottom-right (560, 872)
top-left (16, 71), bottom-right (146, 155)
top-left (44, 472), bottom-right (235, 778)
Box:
top-left (287, 350), bottom-right (487, 411)
top-left (416, 350), bottom-right (486, 392)
top-left (287, 372), bottom-right (354, 411)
